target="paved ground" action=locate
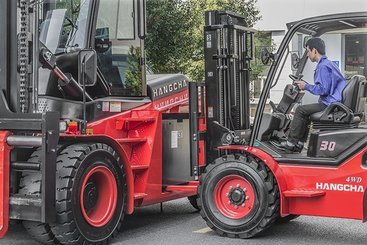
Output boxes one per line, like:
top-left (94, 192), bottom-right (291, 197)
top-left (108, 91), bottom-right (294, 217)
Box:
top-left (2, 198), bottom-right (367, 245)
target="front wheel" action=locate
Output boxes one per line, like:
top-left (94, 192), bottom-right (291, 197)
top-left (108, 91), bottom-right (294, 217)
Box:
top-left (198, 154), bottom-right (279, 238)
top-left (50, 143), bottom-right (126, 244)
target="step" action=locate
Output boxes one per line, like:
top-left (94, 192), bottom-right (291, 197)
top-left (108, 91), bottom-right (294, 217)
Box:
top-left (7, 135), bottom-right (42, 147)
top-left (283, 190), bottom-right (326, 198)
top-left (116, 138), bottom-right (147, 145)
top-left (11, 161), bottom-right (40, 171)
top-left (123, 117), bottom-right (156, 130)
top-left (9, 195), bottom-right (42, 221)
top-left (134, 193), bottom-right (147, 200)
top-left (9, 195), bottom-right (42, 206)
top-left (165, 184), bottom-right (198, 194)
top-left (124, 117), bottom-right (156, 123)
top-left (131, 165), bottom-right (149, 171)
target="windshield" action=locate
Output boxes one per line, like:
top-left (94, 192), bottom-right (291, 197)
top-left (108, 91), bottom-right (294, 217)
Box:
top-left (39, 0), bottom-right (92, 53)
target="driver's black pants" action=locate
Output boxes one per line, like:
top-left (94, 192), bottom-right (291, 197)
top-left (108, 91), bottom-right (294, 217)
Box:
top-left (288, 103), bottom-right (327, 144)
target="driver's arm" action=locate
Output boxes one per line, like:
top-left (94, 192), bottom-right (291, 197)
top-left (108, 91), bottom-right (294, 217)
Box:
top-left (304, 66), bottom-right (331, 96)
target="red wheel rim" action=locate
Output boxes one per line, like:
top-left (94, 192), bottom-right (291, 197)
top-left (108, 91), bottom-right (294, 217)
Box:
top-left (80, 166), bottom-right (118, 227)
top-left (214, 175), bottom-right (255, 219)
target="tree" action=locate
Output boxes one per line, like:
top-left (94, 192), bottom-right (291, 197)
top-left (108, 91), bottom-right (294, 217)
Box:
top-left (146, 0), bottom-right (265, 82)
top-left (145, 0), bottom-right (196, 74)
top-left (125, 47), bottom-right (143, 96)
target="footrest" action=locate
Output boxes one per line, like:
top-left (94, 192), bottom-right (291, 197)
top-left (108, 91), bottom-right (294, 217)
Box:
top-left (283, 189), bottom-right (326, 198)
top-left (116, 138), bottom-right (147, 145)
top-left (9, 195), bottom-right (42, 222)
top-left (165, 184), bottom-right (198, 196)
top-left (124, 117), bottom-right (155, 130)
top-left (131, 165), bottom-right (149, 171)
top-left (134, 193), bottom-right (148, 200)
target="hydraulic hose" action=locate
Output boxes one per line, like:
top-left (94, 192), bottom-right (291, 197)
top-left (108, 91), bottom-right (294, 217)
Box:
top-left (53, 67), bottom-right (93, 101)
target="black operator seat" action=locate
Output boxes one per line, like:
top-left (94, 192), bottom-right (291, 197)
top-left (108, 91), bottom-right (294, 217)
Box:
top-left (310, 75), bottom-right (367, 129)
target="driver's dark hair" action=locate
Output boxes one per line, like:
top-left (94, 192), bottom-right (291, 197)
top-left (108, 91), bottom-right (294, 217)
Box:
top-left (306, 37), bottom-right (326, 55)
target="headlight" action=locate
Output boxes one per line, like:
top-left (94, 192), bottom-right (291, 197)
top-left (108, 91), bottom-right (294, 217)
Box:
top-left (59, 121), bottom-right (68, 132)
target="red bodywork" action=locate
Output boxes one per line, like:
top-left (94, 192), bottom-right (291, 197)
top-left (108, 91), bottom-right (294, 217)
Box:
top-left (0, 86), bottom-right (366, 238)
top-left (219, 145), bottom-right (367, 220)
top-left (61, 88), bottom-right (204, 215)
top-left (64, 80), bottom-right (367, 222)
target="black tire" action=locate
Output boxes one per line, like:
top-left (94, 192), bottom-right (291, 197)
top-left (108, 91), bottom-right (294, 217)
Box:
top-left (18, 149), bottom-right (59, 244)
top-left (50, 143), bottom-right (126, 244)
top-left (277, 214), bottom-right (300, 223)
top-left (188, 195), bottom-right (200, 211)
top-left (198, 154), bottom-right (280, 238)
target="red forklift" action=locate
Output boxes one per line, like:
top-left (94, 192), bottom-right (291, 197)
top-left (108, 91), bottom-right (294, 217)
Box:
top-left (198, 11), bottom-right (367, 239)
top-left (0, 0), bottom-right (366, 244)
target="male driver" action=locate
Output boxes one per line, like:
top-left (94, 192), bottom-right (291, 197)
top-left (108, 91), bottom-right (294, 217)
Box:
top-left (278, 37), bottom-right (346, 152)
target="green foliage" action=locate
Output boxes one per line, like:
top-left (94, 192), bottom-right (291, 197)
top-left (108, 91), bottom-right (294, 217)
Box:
top-left (55, 0), bottom-right (81, 21)
top-left (146, 0), bottom-right (196, 75)
top-left (125, 47), bottom-right (143, 96)
top-left (146, 0), bottom-right (266, 82)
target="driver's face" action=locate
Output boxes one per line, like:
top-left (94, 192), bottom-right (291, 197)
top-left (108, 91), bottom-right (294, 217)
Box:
top-left (306, 46), bottom-right (317, 62)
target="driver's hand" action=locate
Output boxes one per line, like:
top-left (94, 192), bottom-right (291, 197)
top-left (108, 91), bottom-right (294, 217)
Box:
top-left (294, 80), bottom-right (307, 90)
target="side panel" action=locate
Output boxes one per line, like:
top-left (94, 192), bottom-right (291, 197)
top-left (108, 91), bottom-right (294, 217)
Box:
top-left (307, 130), bottom-right (366, 158)
top-left (279, 148), bottom-right (367, 219)
top-left (0, 132), bottom-right (11, 238)
top-left (80, 89), bottom-right (197, 211)
top-left (219, 145), bottom-right (367, 220)
top-left (162, 116), bottom-right (193, 185)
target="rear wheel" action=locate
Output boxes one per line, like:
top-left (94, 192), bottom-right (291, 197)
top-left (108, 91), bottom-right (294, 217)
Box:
top-left (18, 149), bottom-right (59, 244)
top-left (50, 143), bottom-right (126, 244)
top-left (198, 154), bottom-right (279, 238)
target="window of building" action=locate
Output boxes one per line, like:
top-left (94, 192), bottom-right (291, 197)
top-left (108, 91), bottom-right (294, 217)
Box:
top-left (345, 34), bottom-right (367, 78)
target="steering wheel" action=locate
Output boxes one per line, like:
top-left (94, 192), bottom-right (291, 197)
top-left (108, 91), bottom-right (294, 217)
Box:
top-left (289, 74), bottom-right (304, 92)
top-left (289, 74), bottom-right (303, 82)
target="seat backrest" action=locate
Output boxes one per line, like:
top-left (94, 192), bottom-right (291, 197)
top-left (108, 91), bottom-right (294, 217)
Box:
top-left (342, 75), bottom-right (367, 113)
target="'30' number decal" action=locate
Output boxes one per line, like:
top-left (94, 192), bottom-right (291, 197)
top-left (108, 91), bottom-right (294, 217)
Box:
top-left (320, 141), bottom-right (336, 151)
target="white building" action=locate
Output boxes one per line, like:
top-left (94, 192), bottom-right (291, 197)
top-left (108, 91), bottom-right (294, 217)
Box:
top-left (253, 0), bottom-right (367, 105)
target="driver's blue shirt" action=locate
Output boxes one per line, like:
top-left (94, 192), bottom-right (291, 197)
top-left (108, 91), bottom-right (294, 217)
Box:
top-left (304, 56), bottom-right (346, 106)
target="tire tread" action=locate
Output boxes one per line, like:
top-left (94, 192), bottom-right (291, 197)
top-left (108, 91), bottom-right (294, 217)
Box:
top-left (19, 149), bottom-right (59, 244)
top-left (197, 154), bottom-right (280, 239)
top-left (50, 143), bottom-right (125, 245)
